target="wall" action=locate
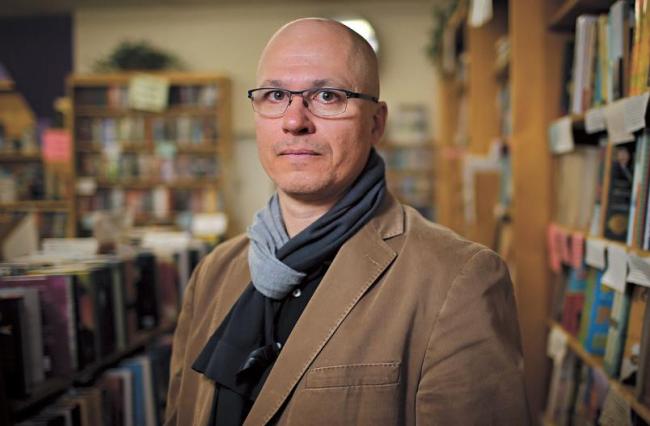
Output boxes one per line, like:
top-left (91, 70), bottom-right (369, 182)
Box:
top-left (74, 1), bottom-right (437, 229)
top-left (0, 14), bottom-right (72, 120)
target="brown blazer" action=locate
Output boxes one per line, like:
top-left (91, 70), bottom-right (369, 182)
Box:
top-left (165, 194), bottom-right (530, 425)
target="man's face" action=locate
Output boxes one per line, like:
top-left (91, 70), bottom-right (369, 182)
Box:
top-left (254, 25), bottom-right (386, 204)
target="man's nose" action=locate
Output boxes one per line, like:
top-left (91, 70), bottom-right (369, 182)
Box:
top-left (282, 95), bottom-right (316, 135)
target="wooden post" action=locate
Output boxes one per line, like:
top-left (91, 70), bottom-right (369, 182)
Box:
top-left (509, 0), bottom-right (566, 418)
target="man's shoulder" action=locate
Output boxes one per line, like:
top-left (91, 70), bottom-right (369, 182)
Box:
top-left (398, 204), bottom-right (500, 276)
top-left (403, 205), bottom-right (486, 254)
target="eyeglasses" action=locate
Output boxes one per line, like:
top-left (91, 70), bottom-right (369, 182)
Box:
top-left (247, 87), bottom-right (379, 118)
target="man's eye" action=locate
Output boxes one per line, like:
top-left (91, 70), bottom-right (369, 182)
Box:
top-left (314, 90), bottom-right (342, 103)
top-left (263, 90), bottom-right (287, 102)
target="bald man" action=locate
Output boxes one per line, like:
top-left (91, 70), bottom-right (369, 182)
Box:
top-left (165, 18), bottom-right (530, 425)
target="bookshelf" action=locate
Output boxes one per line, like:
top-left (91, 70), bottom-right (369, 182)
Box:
top-left (548, 321), bottom-right (650, 424)
top-left (0, 79), bottom-right (76, 239)
top-left (434, 0), bottom-right (576, 417)
top-left (541, 0), bottom-right (650, 422)
top-left (379, 141), bottom-right (436, 220)
top-left (68, 72), bottom-right (232, 236)
top-left (9, 322), bottom-right (174, 422)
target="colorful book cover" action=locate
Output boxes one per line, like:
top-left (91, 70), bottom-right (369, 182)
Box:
top-left (603, 287), bottom-right (633, 377)
top-left (580, 268), bottom-right (615, 355)
top-left (603, 141), bottom-right (636, 242)
top-left (562, 267), bottom-right (588, 335)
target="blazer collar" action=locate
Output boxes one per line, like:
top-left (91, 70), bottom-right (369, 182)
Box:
top-left (244, 193), bottom-right (404, 425)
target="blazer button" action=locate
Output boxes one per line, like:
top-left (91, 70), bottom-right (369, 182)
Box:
top-left (292, 288), bottom-right (302, 298)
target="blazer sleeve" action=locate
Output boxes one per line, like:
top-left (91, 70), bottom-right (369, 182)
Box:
top-left (415, 248), bottom-right (531, 425)
top-left (164, 256), bottom-right (204, 425)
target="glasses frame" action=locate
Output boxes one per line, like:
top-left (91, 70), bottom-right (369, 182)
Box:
top-left (247, 87), bottom-right (379, 118)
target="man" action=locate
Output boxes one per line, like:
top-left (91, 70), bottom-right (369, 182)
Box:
top-left (165, 18), bottom-right (530, 425)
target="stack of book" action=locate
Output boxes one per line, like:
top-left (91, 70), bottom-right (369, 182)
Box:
top-left (566, 0), bottom-right (650, 115)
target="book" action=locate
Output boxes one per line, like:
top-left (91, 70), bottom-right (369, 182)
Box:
top-left (603, 286), bottom-right (633, 377)
top-left (561, 267), bottom-right (587, 335)
top-left (636, 290), bottom-right (650, 404)
top-left (0, 287), bottom-right (44, 386)
top-left (579, 267), bottom-right (614, 355)
top-left (620, 285), bottom-right (648, 384)
top-left (0, 296), bottom-right (29, 397)
top-left (603, 141), bottom-right (637, 242)
top-left (1, 273), bottom-right (77, 375)
top-left (571, 15), bottom-right (598, 114)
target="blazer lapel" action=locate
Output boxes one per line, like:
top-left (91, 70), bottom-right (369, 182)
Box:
top-left (244, 197), bottom-right (403, 425)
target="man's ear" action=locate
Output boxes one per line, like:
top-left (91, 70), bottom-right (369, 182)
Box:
top-left (370, 101), bottom-right (388, 145)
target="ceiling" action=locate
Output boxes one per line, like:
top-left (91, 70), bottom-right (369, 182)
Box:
top-left (2, 0), bottom-right (438, 17)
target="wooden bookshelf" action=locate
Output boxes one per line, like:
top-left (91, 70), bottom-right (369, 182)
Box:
top-left (9, 322), bottom-right (175, 421)
top-left (0, 153), bottom-right (41, 162)
top-left (548, 321), bottom-right (650, 423)
top-left (68, 72), bottom-right (233, 235)
top-left (548, 0), bottom-right (616, 32)
top-left (379, 141), bottom-right (436, 220)
top-left (0, 200), bottom-right (69, 212)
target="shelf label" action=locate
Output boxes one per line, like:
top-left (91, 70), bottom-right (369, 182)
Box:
top-left (546, 325), bottom-right (567, 362)
top-left (42, 238), bottom-right (98, 255)
top-left (192, 212), bottom-right (228, 237)
top-left (627, 253), bottom-right (650, 288)
top-left (585, 108), bottom-right (607, 134)
top-left (548, 116), bottom-right (574, 154)
top-left (605, 100), bottom-right (635, 144)
top-left (42, 129), bottom-right (71, 164)
top-left (585, 238), bottom-right (607, 269)
top-left (602, 244), bottom-right (628, 292)
top-left (623, 92), bottom-right (650, 134)
top-left (128, 74), bottom-right (170, 112)
top-left (76, 177), bottom-right (97, 196)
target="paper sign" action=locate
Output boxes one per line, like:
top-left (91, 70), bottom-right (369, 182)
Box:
top-left (546, 325), bottom-right (568, 361)
top-left (623, 92), bottom-right (650, 133)
top-left (548, 224), bottom-right (562, 273)
top-left (192, 212), bottom-right (228, 237)
top-left (627, 253), bottom-right (650, 288)
top-left (76, 177), bottom-right (97, 196)
top-left (602, 244), bottom-right (628, 292)
top-left (585, 238), bottom-right (607, 269)
top-left (548, 116), bottom-right (574, 154)
top-left (468, 0), bottom-right (493, 27)
top-left (585, 108), bottom-right (607, 134)
top-left (571, 232), bottom-right (585, 269)
top-left (142, 231), bottom-right (192, 254)
top-left (42, 238), bottom-right (98, 255)
top-left (42, 129), bottom-right (71, 163)
top-left (605, 100), bottom-right (635, 144)
top-left (128, 74), bottom-right (170, 112)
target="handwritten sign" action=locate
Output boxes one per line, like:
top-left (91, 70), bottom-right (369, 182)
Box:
top-left (128, 74), bottom-right (170, 112)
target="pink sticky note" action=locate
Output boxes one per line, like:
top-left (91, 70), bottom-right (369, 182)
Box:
top-left (548, 224), bottom-right (562, 273)
top-left (558, 229), bottom-right (572, 265)
top-left (571, 232), bottom-right (585, 269)
top-left (42, 129), bottom-right (71, 163)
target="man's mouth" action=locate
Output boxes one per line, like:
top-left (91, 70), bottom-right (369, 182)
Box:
top-left (279, 149), bottom-right (320, 156)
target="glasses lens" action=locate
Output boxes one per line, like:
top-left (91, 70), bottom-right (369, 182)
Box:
top-left (308, 89), bottom-right (347, 116)
top-left (251, 89), bottom-right (289, 117)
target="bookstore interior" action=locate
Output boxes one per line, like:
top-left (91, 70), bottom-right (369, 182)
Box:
top-left (2, 0), bottom-right (650, 424)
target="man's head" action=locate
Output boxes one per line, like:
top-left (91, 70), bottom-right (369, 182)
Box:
top-left (252, 18), bottom-right (387, 206)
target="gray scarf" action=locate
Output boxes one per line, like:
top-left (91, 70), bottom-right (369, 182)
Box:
top-left (247, 194), bottom-right (306, 299)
